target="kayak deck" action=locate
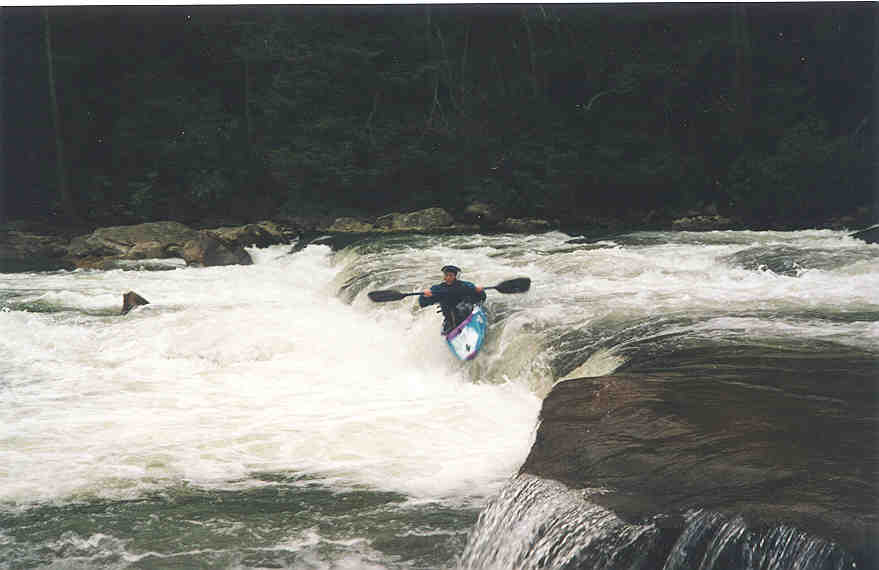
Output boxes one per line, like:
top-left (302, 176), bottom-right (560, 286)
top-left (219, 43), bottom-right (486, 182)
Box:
top-left (444, 305), bottom-right (487, 360)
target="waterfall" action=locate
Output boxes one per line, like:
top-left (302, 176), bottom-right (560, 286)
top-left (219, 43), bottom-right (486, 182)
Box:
top-left (460, 475), bottom-right (860, 570)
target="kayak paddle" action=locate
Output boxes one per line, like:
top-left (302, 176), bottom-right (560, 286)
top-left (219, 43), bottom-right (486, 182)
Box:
top-left (367, 277), bottom-right (531, 303)
top-left (485, 277), bottom-right (531, 294)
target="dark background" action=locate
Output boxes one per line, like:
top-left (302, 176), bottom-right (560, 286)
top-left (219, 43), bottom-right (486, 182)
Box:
top-left (1, 3), bottom-right (875, 229)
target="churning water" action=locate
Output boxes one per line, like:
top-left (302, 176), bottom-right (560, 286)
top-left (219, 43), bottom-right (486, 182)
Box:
top-left (1, 229), bottom-right (876, 568)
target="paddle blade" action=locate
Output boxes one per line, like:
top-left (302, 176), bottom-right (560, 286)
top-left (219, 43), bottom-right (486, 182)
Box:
top-left (367, 289), bottom-right (408, 302)
top-left (493, 277), bottom-right (531, 294)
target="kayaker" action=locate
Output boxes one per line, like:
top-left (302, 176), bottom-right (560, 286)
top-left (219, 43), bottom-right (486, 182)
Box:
top-left (419, 265), bottom-right (486, 334)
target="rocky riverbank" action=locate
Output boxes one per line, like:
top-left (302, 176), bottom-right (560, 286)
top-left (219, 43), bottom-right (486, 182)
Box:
top-left (0, 204), bottom-right (559, 272)
top-left (1, 201), bottom-right (874, 272)
top-left (0, 220), bottom-right (290, 272)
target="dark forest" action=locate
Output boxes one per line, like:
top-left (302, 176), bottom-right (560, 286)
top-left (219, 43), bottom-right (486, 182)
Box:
top-left (2, 3), bottom-right (876, 230)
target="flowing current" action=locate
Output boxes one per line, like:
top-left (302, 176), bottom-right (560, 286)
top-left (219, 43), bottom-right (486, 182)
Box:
top-left (1, 229), bottom-right (876, 569)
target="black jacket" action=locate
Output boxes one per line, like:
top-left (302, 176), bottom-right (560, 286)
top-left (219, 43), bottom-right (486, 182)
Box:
top-left (418, 279), bottom-right (486, 333)
top-left (418, 279), bottom-right (486, 309)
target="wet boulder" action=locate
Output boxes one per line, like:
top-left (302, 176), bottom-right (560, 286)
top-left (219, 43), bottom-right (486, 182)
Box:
top-left (66, 221), bottom-right (199, 268)
top-left (0, 228), bottom-right (73, 272)
top-left (275, 214), bottom-right (333, 235)
top-left (182, 231), bottom-right (253, 267)
top-left (372, 208), bottom-right (456, 232)
top-left (126, 240), bottom-right (166, 259)
top-left (121, 291), bottom-right (149, 315)
top-left (65, 221), bottom-right (260, 268)
top-left (373, 213), bottom-right (400, 230)
top-left (671, 214), bottom-right (734, 231)
top-left (462, 201), bottom-right (504, 226)
top-left (520, 344), bottom-right (878, 564)
top-left (206, 221), bottom-right (289, 248)
top-left (330, 208), bottom-right (462, 234)
top-left (328, 217), bottom-right (375, 232)
top-left (396, 207), bottom-right (454, 230)
top-left (67, 221), bottom-right (198, 260)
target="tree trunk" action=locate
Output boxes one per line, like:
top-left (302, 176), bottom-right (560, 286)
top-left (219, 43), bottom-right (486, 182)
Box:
top-left (0, 7), bottom-right (5, 223)
top-left (364, 90), bottom-right (379, 145)
top-left (873, 3), bottom-right (878, 222)
top-left (433, 25), bottom-right (459, 113)
top-left (521, 8), bottom-right (540, 99)
top-left (43, 8), bottom-right (81, 224)
top-left (459, 17), bottom-right (471, 113)
top-left (424, 6), bottom-right (431, 56)
top-left (731, 4), bottom-right (753, 142)
top-left (243, 54), bottom-right (253, 159)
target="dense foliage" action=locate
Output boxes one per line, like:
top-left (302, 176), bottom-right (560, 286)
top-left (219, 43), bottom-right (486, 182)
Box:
top-left (5, 4), bottom-right (875, 227)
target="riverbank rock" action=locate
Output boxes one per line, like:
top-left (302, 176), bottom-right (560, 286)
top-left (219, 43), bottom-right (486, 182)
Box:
top-left (328, 217), bottom-right (375, 232)
top-left (182, 231), bottom-right (253, 267)
top-left (373, 207), bottom-right (456, 231)
top-left (373, 213), bottom-right (401, 230)
top-left (66, 221), bottom-right (199, 267)
top-left (0, 228), bottom-right (73, 272)
top-left (274, 214), bottom-right (334, 235)
top-left (3, 219), bottom-right (289, 271)
top-left (126, 240), bottom-right (166, 259)
top-left (65, 221), bottom-right (267, 268)
top-left (498, 217), bottom-right (554, 233)
top-left (207, 221), bottom-right (289, 248)
top-left (519, 344), bottom-right (877, 564)
top-left (462, 201), bottom-right (504, 226)
top-left (671, 214), bottom-right (734, 231)
top-left (327, 208), bottom-right (460, 234)
top-left (397, 207), bottom-right (454, 229)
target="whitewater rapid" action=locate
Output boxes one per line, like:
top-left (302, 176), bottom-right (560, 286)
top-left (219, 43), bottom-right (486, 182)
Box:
top-left (1, 228), bottom-right (876, 569)
top-left (0, 244), bottom-right (540, 506)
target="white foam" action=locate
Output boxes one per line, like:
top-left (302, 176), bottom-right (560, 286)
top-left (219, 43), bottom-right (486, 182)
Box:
top-left (0, 245), bottom-right (540, 505)
top-left (2, 230), bottom-right (877, 506)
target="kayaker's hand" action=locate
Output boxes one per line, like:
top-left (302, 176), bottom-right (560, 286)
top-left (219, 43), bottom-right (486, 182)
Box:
top-left (423, 289), bottom-right (433, 297)
top-left (475, 286), bottom-right (484, 293)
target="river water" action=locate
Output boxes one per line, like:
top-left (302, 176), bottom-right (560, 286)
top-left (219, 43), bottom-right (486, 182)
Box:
top-left (0, 229), bottom-right (876, 569)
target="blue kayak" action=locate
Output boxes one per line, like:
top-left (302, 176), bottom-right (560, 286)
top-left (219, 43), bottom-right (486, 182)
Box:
top-left (444, 305), bottom-right (488, 361)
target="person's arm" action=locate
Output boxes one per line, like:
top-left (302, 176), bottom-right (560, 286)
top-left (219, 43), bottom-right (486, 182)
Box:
top-left (418, 284), bottom-right (443, 307)
top-left (459, 281), bottom-right (486, 302)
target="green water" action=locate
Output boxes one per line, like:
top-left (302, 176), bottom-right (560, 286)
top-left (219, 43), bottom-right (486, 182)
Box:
top-left (1, 476), bottom-right (479, 569)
